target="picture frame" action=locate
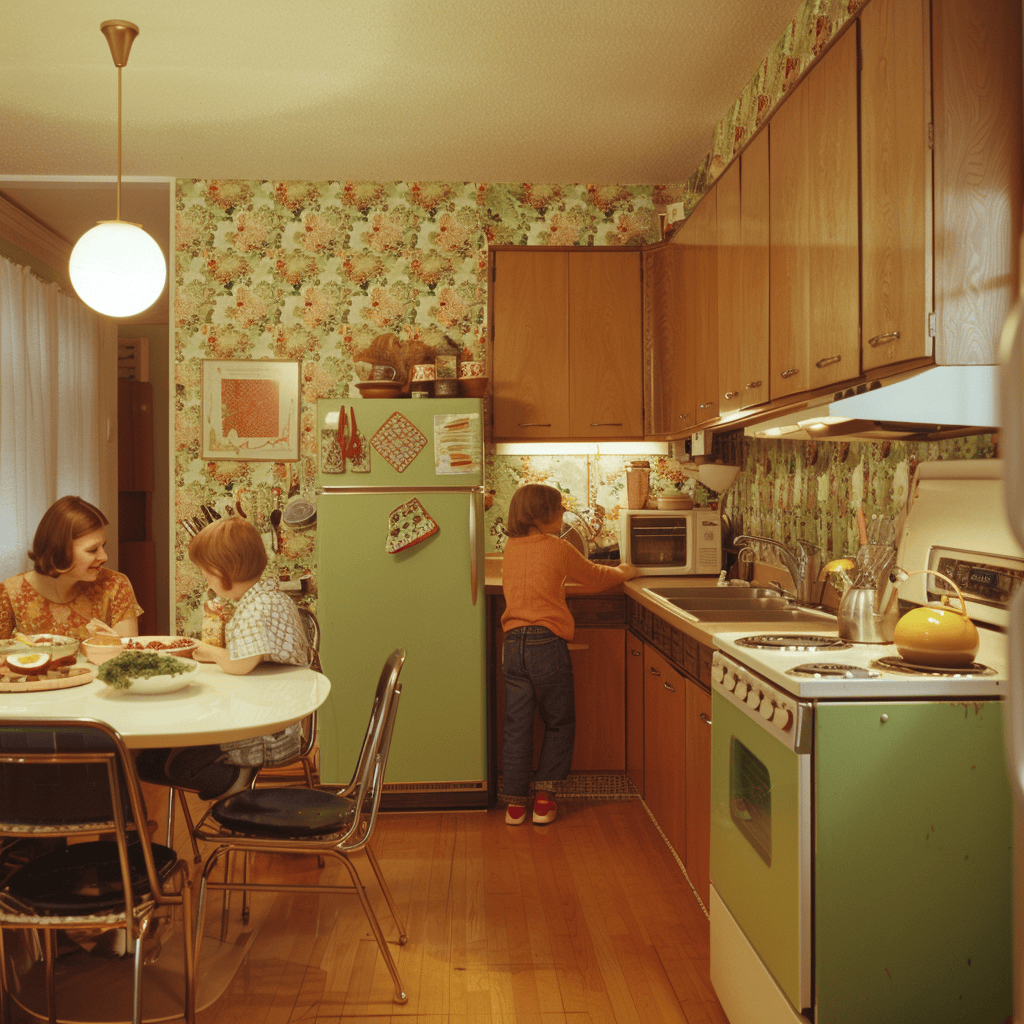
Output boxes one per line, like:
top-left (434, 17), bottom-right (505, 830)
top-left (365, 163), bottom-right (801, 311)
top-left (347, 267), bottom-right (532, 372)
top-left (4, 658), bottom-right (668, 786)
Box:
top-left (201, 359), bottom-right (301, 461)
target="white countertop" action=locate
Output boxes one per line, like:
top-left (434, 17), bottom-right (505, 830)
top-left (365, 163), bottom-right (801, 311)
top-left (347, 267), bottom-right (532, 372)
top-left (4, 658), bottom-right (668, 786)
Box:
top-left (0, 660), bottom-right (331, 748)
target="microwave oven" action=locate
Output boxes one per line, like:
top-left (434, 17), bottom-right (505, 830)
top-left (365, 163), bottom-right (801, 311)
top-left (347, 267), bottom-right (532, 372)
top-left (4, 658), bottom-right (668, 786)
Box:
top-left (619, 508), bottom-right (722, 576)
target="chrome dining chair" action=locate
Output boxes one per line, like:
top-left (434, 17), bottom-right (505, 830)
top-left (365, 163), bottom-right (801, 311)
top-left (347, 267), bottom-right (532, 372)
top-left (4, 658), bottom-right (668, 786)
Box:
top-left (167, 606), bottom-right (323, 862)
top-left (0, 718), bottom-right (195, 1024)
top-left (191, 648), bottom-right (409, 1004)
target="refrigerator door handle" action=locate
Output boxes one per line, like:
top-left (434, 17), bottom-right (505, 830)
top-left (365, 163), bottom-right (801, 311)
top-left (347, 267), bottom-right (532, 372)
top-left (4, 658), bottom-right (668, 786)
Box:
top-left (469, 490), bottom-right (479, 606)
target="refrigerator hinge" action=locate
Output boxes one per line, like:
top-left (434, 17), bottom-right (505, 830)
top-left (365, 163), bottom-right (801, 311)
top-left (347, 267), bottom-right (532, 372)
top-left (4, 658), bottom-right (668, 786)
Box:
top-left (928, 312), bottom-right (936, 337)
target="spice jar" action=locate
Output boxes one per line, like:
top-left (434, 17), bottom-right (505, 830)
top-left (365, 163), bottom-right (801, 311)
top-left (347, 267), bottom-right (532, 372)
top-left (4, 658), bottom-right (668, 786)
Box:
top-left (626, 460), bottom-right (651, 510)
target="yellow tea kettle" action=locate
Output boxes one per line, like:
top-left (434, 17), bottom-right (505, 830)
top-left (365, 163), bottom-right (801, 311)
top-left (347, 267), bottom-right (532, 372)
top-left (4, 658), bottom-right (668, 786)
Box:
top-left (893, 570), bottom-right (979, 667)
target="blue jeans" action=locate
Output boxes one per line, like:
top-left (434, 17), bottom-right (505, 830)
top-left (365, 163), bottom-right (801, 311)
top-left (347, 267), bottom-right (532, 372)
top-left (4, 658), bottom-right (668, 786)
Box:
top-left (501, 626), bottom-right (575, 801)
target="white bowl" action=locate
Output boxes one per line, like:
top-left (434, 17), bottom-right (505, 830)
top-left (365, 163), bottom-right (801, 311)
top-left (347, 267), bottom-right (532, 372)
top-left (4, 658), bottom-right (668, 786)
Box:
top-left (26, 633), bottom-right (80, 660)
top-left (99, 654), bottom-right (200, 695)
top-left (81, 635), bottom-right (127, 665)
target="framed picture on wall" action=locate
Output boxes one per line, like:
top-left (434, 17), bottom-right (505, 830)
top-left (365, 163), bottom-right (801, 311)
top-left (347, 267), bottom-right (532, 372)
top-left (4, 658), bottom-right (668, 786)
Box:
top-left (201, 359), bottom-right (301, 461)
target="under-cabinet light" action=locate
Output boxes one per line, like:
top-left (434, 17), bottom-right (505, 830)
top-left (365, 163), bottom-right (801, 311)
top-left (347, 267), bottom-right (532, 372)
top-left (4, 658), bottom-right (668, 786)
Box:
top-left (491, 441), bottom-right (670, 457)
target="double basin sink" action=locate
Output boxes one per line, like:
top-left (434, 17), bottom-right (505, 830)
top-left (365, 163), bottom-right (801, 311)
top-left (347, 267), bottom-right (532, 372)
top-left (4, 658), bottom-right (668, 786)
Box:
top-left (641, 585), bottom-right (836, 625)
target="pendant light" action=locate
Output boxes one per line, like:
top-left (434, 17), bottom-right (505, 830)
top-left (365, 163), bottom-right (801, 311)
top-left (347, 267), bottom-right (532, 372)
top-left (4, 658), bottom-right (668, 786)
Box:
top-left (69, 20), bottom-right (165, 319)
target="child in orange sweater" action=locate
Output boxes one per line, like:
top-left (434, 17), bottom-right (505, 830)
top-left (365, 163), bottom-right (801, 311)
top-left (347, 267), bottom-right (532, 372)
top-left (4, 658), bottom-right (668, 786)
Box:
top-left (500, 484), bottom-right (638, 825)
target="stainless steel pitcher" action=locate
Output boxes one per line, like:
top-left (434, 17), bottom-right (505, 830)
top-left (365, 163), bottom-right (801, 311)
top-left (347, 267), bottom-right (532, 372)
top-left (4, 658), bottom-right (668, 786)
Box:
top-left (838, 586), bottom-right (899, 643)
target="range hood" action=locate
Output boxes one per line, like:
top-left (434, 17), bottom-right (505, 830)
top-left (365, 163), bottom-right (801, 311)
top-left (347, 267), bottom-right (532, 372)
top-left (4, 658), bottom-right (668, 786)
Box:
top-left (743, 364), bottom-right (998, 441)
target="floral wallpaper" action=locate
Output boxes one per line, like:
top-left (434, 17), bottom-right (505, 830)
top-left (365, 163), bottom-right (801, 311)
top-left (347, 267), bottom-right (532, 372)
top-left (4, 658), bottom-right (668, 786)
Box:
top-left (173, 181), bottom-right (675, 631)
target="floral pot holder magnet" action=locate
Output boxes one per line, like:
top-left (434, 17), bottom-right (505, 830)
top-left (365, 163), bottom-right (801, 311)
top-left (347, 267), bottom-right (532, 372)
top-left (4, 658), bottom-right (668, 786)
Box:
top-left (386, 497), bottom-right (439, 553)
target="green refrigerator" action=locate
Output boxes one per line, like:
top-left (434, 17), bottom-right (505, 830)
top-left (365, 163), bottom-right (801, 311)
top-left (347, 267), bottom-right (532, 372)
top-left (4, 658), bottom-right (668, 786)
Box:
top-left (314, 397), bottom-right (487, 807)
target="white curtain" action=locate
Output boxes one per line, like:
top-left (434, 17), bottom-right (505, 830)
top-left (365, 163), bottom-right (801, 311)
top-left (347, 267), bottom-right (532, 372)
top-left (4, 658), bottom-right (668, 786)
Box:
top-left (0, 257), bottom-right (116, 580)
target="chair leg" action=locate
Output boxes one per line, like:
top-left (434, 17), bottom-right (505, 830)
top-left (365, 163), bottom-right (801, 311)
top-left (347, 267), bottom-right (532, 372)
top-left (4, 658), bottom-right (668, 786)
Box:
top-left (364, 845), bottom-right (408, 944)
top-left (179, 878), bottom-right (196, 1024)
top-left (132, 919), bottom-right (147, 1024)
top-left (175, 790), bottom-right (202, 864)
top-left (330, 852), bottom-right (407, 1004)
top-left (0, 925), bottom-right (10, 1024)
top-left (42, 928), bottom-right (57, 1024)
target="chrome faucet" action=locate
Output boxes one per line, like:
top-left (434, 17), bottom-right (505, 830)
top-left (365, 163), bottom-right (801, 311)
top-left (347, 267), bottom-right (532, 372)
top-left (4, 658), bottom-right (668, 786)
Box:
top-left (733, 535), bottom-right (821, 604)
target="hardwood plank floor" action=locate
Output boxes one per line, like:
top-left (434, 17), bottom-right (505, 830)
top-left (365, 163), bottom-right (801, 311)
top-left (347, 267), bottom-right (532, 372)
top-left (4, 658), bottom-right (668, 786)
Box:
top-left (4, 798), bottom-right (729, 1023)
top-left (191, 799), bottom-right (728, 1023)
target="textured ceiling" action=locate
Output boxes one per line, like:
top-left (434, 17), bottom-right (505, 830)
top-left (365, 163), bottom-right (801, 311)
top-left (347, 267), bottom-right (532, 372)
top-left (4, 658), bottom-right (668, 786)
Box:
top-left (0, 0), bottom-right (799, 280)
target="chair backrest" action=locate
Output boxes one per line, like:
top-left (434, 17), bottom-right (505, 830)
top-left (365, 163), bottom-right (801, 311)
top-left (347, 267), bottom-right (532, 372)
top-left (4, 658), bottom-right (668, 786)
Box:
top-left (0, 717), bottom-right (172, 914)
top-left (345, 648), bottom-right (406, 850)
top-left (297, 607), bottom-right (322, 672)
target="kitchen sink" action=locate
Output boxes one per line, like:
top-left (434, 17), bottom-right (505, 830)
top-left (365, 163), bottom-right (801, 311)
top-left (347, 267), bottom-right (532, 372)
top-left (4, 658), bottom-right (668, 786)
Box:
top-left (675, 606), bottom-right (836, 624)
top-left (642, 585), bottom-right (783, 602)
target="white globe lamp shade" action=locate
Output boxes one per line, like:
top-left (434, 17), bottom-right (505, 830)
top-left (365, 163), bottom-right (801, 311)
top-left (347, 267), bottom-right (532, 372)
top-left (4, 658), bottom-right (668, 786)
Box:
top-left (69, 221), bottom-right (166, 318)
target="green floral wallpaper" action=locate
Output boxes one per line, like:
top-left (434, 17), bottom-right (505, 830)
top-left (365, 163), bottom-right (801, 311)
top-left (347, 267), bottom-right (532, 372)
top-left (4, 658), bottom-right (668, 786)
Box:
top-left (173, 181), bottom-right (676, 631)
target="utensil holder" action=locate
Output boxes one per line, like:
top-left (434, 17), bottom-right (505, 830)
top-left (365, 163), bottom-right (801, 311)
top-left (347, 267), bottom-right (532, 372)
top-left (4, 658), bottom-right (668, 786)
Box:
top-left (838, 586), bottom-right (900, 643)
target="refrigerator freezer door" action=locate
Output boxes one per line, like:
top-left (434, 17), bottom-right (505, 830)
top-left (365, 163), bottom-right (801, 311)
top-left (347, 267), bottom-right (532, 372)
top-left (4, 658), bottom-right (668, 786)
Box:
top-left (316, 398), bottom-right (483, 489)
top-left (315, 489), bottom-right (486, 791)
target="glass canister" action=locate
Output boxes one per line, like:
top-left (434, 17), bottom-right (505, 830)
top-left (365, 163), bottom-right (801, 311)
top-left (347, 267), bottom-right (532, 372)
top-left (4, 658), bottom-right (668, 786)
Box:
top-left (626, 460), bottom-right (651, 510)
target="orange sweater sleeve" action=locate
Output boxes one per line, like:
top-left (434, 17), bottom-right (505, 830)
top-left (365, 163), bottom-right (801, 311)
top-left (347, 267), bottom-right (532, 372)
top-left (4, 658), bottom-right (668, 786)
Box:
top-left (500, 534), bottom-right (626, 641)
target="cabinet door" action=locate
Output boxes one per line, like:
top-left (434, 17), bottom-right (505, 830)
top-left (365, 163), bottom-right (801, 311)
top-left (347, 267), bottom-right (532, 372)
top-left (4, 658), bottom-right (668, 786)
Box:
top-left (679, 190), bottom-right (720, 424)
top-left (569, 251), bottom-right (643, 438)
top-left (626, 631), bottom-right (645, 795)
top-left (685, 680), bottom-right (712, 907)
top-left (643, 645), bottom-right (687, 858)
top-left (643, 245), bottom-right (693, 436)
top-left (769, 28), bottom-right (860, 399)
top-left (569, 628), bottom-right (626, 770)
top-left (860, 0), bottom-right (932, 370)
top-left (492, 250), bottom-right (570, 438)
top-left (718, 135), bottom-right (770, 416)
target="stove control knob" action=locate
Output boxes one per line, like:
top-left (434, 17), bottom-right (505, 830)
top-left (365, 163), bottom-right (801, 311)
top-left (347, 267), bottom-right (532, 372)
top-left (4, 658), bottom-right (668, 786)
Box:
top-left (732, 678), bottom-right (749, 700)
top-left (772, 704), bottom-right (793, 731)
top-left (711, 662), bottom-right (726, 686)
top-left (745, 687), bottom-right (762, 710)
top-left (759, 698), bottom-right (775, 721)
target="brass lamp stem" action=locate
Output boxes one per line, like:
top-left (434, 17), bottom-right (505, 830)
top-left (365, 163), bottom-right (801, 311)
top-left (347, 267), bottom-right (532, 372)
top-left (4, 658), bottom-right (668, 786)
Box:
top-left (99, 20), bottom-right (139, 226)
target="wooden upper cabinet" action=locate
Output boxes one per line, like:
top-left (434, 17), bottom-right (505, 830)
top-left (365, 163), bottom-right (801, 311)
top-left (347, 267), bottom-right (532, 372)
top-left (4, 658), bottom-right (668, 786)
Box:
top-left (718, 129), bottom-right (770, 416)
top-left (491, 247), bottom-right (642, 440)
top-left (860, 0), bottom-right (932, 371)
top-left (769, 26), bottom-right (860, 400)
top-left (643, 245), bottom-right (693, 436)
top-left (932, 0), bottom-right (1022, 364)
top-left (491, 250), bottom-right (570, 438)
top-left (679, 189), bottom-right (720, 425)
top-left (568, 250), bottom-right (643, 438)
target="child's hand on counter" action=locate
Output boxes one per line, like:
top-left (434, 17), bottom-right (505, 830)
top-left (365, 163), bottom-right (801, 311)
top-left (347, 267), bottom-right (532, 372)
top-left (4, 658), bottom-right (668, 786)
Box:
top-left (618, 563), bottom-right (640, 582)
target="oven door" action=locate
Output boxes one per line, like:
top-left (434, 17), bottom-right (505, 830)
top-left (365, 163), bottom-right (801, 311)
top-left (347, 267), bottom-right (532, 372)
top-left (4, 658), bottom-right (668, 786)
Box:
top-left (621, 512), bottom-right (694, 575)
top-left (710, 657), bottom-right (812, 1017)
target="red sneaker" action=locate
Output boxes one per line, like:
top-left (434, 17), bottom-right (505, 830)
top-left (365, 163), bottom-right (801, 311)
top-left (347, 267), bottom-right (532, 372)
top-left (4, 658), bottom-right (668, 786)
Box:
top-left (532, 791), bottom-right (557, 825)
top-left (505, 803), bottom-right (527, 826)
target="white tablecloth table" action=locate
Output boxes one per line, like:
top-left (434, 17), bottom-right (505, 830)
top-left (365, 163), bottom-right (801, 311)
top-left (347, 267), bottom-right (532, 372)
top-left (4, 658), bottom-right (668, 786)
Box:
top-left (0, 660), bottom-right (331, 747)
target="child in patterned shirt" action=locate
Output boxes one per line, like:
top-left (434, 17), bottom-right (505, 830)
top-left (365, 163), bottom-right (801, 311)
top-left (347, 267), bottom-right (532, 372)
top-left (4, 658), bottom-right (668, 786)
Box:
top-left (136, 517), bottom-right (311, 799)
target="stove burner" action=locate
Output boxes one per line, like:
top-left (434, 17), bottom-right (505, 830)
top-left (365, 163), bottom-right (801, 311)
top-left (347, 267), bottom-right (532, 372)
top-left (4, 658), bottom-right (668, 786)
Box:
top-left (736, 634), bottom-right (852, 652)
top-left (872, 656), bottom-right (997, 678)
top-left (789, 662), bottom-right (882, 679)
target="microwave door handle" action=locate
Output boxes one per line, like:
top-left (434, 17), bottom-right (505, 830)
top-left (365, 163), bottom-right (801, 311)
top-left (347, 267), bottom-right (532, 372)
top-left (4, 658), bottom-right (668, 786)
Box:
top-left (469, 490), bottom-right (479, 606)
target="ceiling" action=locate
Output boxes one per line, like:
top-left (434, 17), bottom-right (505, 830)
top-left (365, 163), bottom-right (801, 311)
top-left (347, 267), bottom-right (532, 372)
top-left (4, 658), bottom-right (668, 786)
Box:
top-left (0, 0), bottom-right (800, 315)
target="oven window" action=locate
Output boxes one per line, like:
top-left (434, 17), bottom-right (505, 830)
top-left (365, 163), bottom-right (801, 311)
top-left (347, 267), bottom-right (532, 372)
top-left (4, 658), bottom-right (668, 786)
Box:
top-left (629, 517), bottom-right (688, 567)
top-left (730, 736), bottom-right (772, 866)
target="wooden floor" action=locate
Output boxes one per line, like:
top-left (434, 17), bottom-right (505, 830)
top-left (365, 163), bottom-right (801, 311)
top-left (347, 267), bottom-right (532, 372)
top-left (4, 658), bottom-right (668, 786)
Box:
top-left (4, 798), bottom-right (729, 1024)
top-left (189, 798), bottom-right (729, 1024)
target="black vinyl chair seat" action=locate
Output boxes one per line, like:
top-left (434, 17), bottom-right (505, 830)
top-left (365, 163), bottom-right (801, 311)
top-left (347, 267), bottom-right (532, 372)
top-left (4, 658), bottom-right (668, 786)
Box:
top-left (4, 840), bottom-right (178, 916)
top-left (212, 788), bottom-right (356, 838)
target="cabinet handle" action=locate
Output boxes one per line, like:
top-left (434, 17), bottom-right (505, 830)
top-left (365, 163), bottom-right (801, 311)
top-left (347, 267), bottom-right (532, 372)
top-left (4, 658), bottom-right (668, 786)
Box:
top-left (868, 331), bottom-right (900, 348)
top-left (698, 402), bottom-right (713, 410)
top-left (663, 681), bottom-right (676, 693)
top-left (630, 649), bottom-right (642, 657)
top-left (815, 354), bottom-right (842, 368)
top-left (678, 413), bottom-right (689, 421)
top-left (649, 666), bottom-right (661, 677)
top-left (517, 422), bottom-right (551, 428)
top-left (700, 712), bottom-right (712, 725)
top-left (745, 380), bottom-right (762, 390)
top-left (780, 368), bottom-right (799, 379)
top-left (590, 422), bottom-right (623, 427)
top-left (724, 390), bottom-right (739, 400)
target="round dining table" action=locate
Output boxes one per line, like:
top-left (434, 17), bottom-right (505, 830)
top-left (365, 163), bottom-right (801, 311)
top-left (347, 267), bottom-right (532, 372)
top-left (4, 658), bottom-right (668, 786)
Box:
top-left (0, 659), bottom-right (331, 747)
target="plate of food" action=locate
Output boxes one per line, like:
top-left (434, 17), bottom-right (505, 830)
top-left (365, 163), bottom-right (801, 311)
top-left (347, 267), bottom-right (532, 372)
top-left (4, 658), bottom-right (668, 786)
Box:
top-left (97, 651), bottom-right (200, 695)
top-left (0, 656), bottom-right (97, 692)
top-left (10, 633), bottom-right (80, 661)
top-left (83, 634), bottom-right (199, 665)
